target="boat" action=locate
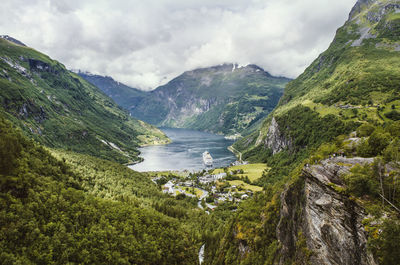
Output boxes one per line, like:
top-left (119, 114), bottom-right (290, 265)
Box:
top-left (203, 151), bottom-right (213, 167)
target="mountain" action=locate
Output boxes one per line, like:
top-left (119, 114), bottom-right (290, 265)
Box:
top-left (77, 71), bottom-right (147, 111)
top-left (205, 0), bottom-right (400, 264)
top-left (0, 37), bottom-right (169, 164)
top-left (130, 64), bottom-right (290, 136)
top-left (235, 0), bottom-right (400, 160)
top-left (0, 37), bottom-right (205, 264)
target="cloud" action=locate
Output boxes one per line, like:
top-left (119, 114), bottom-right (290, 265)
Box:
top-left (0, 0), bottom-right (356, 90)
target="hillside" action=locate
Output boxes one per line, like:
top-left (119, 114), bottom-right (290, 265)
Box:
top-left (235, 0), bottom-right (400, 160)
top-left (0, 37), bottom-right (169, 164)
top-left (78, 71), bottom-right (147, 111)
top-left (0, 114), bottom-right (204, 264)
top-left (130, 64), bottom-right (290, 136)
top-left (206, 0), bottom-right (400, 264)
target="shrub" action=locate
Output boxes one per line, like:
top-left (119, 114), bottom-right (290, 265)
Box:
top-left (344, 164), bottom-right (379, 197)
top-left (357, 123), bottom-right (376, 137)
top-left (384, 110), bottom-right (400, 121)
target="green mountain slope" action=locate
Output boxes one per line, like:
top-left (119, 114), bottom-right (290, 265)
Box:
top-left (0, 38), bottom-right (169, 163)
top-left (207, 0), bottom-right (400, 264)
top-left (0, 115), bottom-right (202, 264)
top-left (130, 64), bottom-right (290, 136)
top-left (235, 0), bottom-right (400, 160)
top-left (78, 72), bottom-right (147, 111)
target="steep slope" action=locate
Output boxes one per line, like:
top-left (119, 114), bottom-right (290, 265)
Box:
top-left (131, 64), bottom-right (290, 136)
top-left (0, 115), bottom-right (202, 264)
top-left (0, 37), bottom-right (169, 164)
top-left (235, 0), bottom-right (400, 160)
top-left (78, 71), bottom-right (147, 111)
top-left (207, 0), bottom-right (400, 264)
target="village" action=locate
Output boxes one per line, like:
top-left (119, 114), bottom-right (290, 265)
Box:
top-left (150, 163), bottom-right (267, 211)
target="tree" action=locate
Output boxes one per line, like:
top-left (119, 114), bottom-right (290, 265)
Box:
top-left (356, 123), bottom-right (375, 137)
top-left (344, 164), bottom-right (379, 197)
top-left (367, 129), bottom-right (390, 156)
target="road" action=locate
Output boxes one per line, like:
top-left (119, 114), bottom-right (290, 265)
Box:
top-left (228, 145), bottom-right (242, 162)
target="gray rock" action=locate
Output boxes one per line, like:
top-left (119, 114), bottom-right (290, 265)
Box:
top-left (351, 27), bottom-right (376, 47)
top-left (349, 0), bottom-right (377, 20)
top-left (264, 117), bottom-right (292, 154)
top-left (277, 157), bottom-right (377, 265)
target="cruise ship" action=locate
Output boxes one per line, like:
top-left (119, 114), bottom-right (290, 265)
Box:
top-left (203, 151), bottom-right (213, 167)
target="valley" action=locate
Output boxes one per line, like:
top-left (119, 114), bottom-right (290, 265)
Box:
top-left (1, 0), bottom-right (400, 264)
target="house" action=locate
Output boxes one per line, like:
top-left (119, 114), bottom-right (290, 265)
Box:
top-left (163, 181), bottom-right (175, 194)
top-left (241, 194), bottom-right (249, 200)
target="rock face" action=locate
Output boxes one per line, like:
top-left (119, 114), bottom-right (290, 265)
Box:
top-left (28, 59), bottom-right (59, 74)
top-left (277, 157), bottom-right (376, 265)
top-left (349, 0), bottom-right (377, 19)
top-left (264, 117), bottom-right (292, 154)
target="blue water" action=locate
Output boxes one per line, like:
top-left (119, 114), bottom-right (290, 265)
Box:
top-left (129, 128), bottom-right (236, 172)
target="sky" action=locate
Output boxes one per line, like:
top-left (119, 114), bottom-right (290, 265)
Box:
top-left (1, 0), bottom-right (357, 90)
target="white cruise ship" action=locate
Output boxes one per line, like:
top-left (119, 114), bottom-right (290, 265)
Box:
top-left (203, 151), bottom-right (213, 167)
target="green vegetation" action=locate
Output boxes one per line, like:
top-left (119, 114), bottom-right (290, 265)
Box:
top-left (0, 115), bottom-right (200, 264)
top-left (0, 106), bottom-right (254, 264)
top-left (226, 180), bottom-right (263, 192)
top-left (210, 1), bottom-right (400, 264)
top-left (212, 163), bottom-right (267, 182)
top-left (2, 1), bottom-right (400, 263)
top-left (0, 38), bottom-right (169, 164)
top-left (236, 105), bottom-right (358, 188)
top-left (206, 189), bottom-right (281, 264)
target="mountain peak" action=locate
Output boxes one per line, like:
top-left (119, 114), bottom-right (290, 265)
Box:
top-left (0, 35), bottom-right (26, 46)
top-left (349, 0), bottom-right (400, 21)
top-left (349, 0), bottom-right (377, 19)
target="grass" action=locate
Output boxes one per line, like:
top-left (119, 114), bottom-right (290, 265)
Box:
top-left (228, 180), bottom-right (263, 192)
top-left (213, 163), bottom-right (268, 182)
top-left (176, 186), bottom-right (204, 198)
top-left (195, 188), bottom-right (204, 198)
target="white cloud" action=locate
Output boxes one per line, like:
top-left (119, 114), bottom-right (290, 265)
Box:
top-left (0, 0), bottom-right (357, 90)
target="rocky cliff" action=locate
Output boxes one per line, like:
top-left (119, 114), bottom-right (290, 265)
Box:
top-left (261, 117), bottom-right (292, 154)
top-left (277, 157), bottom-right (377, 265)
top-left (213, 0), bottom-right (400, 263)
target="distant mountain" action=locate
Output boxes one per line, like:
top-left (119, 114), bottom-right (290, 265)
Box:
top-left (78, 72), bottom-right (147, 110)
top-left (0, 35), bottom-right (26, 46)
top-left (0, 37), bottom-right (169, 164)
top-left (130, 64), bottom-right (290, 136)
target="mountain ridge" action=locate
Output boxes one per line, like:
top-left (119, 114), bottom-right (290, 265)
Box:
top-left (77, 71), bottom-right (148, 111)
top-left (129, 63), bottom-right (290, 136)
